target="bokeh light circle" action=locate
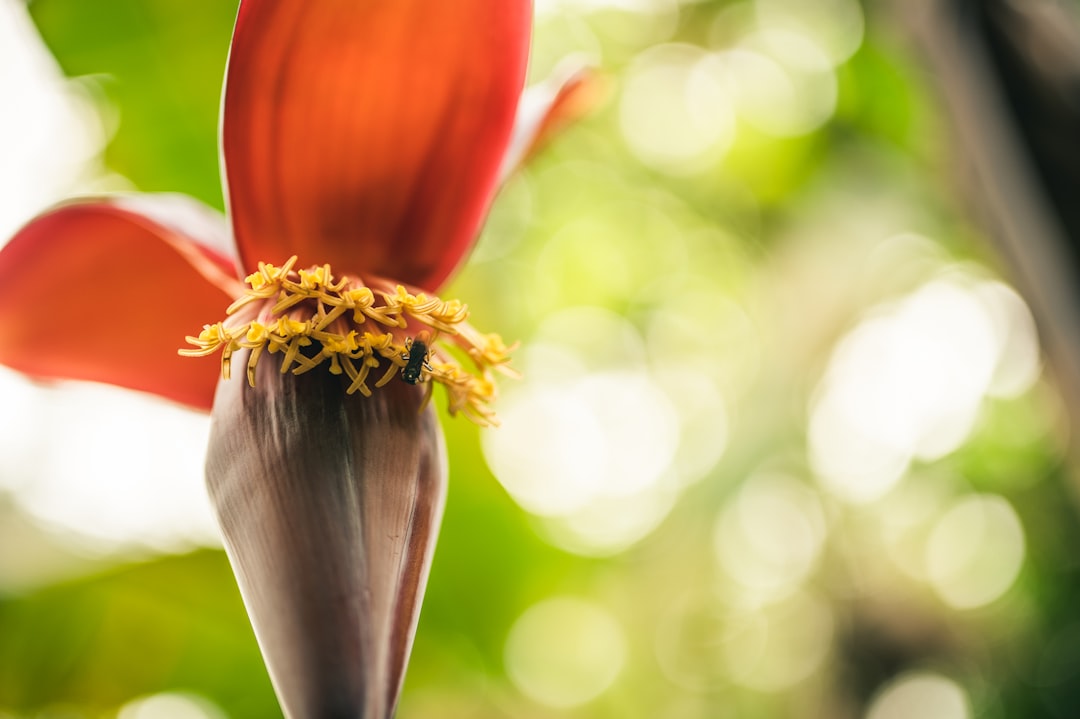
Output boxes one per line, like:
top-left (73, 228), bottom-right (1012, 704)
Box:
top-left (714, 28), bottom-right (838, 137)
top-left (483, 383), bottom-right (607, 516)
top-left (0, 0), bottom-right (105, 242)
top-left (0, 374), bottom-right (218, 552)
top-left (865, 673), bottom-right (971, 719)
top-left (754, 0), bottom-right (865, 65)
top-left (714, 472), bottom-right (827, 601)
top-left (619, 44), bottom-right (736, 173)
top-left (505, 596), bottom-right (627, 708)
top-left (926, 494), bottom-right (1025, 609)
top-left (117, 692), bottom-right (226, 719)
top-left (484, 368), bottom-right (679, 517)
top-left (809, 274), bottom-right (1041, 504)
top-left (484, 308), bottom-right (688, 554)
top-left (722, 590), bottom-right (834, 691)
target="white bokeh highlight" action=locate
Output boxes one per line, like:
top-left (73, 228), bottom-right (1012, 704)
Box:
top-left (866, 673), bottom-right (971, 719)
top-left (722, 590), bottom-right (834, 692)
top-left (484, 306), bottom-right (728, 555)
top-left (754, 0), bottom-right (865, 65)
top-left (117, 692), bottom-right (227, 719)
top-left (619, 44), bottom-right (737, 173)
top-left (926, 494), bottom-right (1025, 609)
top-left (0, 370), bottom-right (219, 552)
top-left (505, 596), bottom-right (628, 708)
top-left (714, 472), bottom-right (827, 602)
top-left (716, 29), bottom-right (838, 137)
top-left (809, 272), bottom-right (1041, 503)
top-left (484, 368), bottom-right (679, 515)
top-left (0, 0), bottom-right (105, 242)
top-left (484, 363), bottom-right (681, 554)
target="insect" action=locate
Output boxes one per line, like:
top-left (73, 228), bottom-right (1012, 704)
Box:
top-left (401, 331), bottom-right (433, 385)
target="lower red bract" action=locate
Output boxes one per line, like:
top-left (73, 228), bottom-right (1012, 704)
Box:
top-left (0, 201), bottom-right (237, 410)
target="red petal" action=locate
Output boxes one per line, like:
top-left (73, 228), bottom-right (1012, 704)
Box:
top-left (222, 0), bottom-right (531, 291)
top-left (0, 197), bottom-right (242, 411)
top-left (499, 59), bottom-right (603, 181)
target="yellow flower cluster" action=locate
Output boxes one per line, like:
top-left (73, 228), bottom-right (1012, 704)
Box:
top-left (180, 256), bottom-right (515, 425)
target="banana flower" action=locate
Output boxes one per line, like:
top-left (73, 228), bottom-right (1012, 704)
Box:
top-left (0, 1), bottom-right (591, 717)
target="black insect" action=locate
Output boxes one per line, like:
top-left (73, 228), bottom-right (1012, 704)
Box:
top-left (401, 332), bottom-right (432, 385)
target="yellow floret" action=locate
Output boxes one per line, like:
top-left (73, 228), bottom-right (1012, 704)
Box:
top-left (180, 256), bottom-right (513, 426)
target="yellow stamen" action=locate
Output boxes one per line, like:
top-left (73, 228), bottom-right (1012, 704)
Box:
top-left (180, 256), bottom-right (514, 426)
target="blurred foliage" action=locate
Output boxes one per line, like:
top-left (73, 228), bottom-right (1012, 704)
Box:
top-left (5, 0), bottom-right (1080, 718)
top-left (0, 551), bottom-right (277, 718)
top-left (28, 0), bottom-right (238, 208)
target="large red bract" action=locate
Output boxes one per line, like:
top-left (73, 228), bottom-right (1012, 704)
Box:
top-left (0, 0), bottom-right (547, 411)
top-left (222, 0), bottom-right (531, 290)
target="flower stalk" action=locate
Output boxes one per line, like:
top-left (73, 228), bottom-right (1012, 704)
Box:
top-left (207, 356), bottom-right (446, 718)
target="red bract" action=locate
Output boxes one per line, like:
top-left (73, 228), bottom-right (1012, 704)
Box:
top-left (0, 195), bottom-right (240, 409)
top-left (224, 1), bottom-right (526, 291)
top-left (0, 0), bottom-right (590, 416)
top-left (0, 2), bottom-right (591, 717)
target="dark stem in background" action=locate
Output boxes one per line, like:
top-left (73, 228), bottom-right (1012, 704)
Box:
top-left (900, 0), bottom-right (1080, 454)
